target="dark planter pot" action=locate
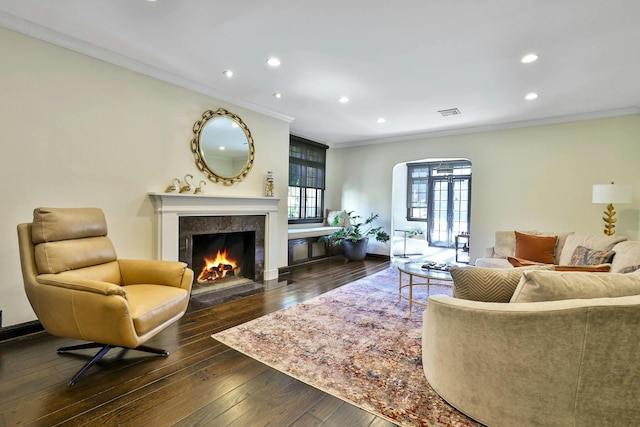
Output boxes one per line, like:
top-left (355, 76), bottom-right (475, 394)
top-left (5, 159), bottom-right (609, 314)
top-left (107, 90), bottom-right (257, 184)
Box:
top-left (343, 237), bottom-right (369, 261)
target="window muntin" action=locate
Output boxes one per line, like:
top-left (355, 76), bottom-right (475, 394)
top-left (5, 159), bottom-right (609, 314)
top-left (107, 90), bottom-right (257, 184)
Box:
top-left (288, 136), bottom-right (328, 223)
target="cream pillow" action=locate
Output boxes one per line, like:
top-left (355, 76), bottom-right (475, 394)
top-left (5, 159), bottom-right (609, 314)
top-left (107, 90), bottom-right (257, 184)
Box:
top-left (450, 265), bottom-right (553, 303)
top-left (326, 210), bottom-right (347, 227)
top-left (510, 270), bottom-right (640, 303)
top-left (494, 230), bottom-right (537, 258)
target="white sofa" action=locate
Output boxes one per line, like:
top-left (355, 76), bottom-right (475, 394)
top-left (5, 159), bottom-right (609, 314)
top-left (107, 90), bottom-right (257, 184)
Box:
top-left (423, 252), bottom-right (640, 426)
top-left (475, 230), bottom-right (639, 273)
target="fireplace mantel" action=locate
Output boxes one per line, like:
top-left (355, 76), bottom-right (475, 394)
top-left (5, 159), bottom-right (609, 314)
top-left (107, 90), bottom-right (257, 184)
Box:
top-left (148, 192), bottom-right (280, 280)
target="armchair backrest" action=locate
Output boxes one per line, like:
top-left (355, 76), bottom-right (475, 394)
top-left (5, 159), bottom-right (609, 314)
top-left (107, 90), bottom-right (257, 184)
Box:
top-left (31, 207), bottom-right (117, 274)
top-left (18, 208), bottom-right (122, 318)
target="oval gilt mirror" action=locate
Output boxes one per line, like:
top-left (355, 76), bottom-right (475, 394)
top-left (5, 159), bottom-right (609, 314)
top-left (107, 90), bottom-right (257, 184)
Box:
top-left (190, 108), bottom-right (255, 186)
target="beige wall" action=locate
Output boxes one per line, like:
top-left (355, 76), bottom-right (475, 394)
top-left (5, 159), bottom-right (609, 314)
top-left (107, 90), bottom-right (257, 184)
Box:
top-left (327, 114), bottom-right (640, 260)
top-left (0, 28), bottom-right (290, 326)
top-left (3, 26), bottom-right (640, 328)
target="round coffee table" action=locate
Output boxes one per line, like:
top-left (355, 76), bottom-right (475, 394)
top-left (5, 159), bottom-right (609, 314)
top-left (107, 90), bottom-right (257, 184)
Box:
top-left (398, 262), bottom-right (453, 314)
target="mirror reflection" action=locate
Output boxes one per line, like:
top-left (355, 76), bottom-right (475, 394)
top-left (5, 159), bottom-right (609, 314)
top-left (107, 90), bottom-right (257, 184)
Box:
top-left (191, 108), bottom-right (255, 186)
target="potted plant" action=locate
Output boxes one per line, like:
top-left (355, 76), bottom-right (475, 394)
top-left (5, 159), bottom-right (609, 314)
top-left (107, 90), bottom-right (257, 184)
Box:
top-left (325, 211), bottom-right (390, 261)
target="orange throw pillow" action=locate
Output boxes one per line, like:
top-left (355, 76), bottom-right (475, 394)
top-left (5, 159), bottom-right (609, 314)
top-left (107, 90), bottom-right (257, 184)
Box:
top-left (555, 265), bottom-right (611, 272)
top-left (507, 256), bottom-right (545, 267)
top-left (514, 231), bottom-right (558, 264)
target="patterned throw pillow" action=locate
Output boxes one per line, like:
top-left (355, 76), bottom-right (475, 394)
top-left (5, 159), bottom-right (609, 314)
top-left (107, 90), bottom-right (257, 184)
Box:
top-left (569, 245), bottom-right (615, 266)
top-left (450, 265), bottom-right (554, 303)
top-left (620, 264), bottom-right (640, 274)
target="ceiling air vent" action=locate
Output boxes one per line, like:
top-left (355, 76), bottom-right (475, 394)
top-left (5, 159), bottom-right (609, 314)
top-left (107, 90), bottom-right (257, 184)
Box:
top-left (438, 108), bottom-right (461, 117)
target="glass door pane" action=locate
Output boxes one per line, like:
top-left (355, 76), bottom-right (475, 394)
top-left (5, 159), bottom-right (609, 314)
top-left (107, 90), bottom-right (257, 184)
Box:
top-left (429, 179), bottom-right (450, 246)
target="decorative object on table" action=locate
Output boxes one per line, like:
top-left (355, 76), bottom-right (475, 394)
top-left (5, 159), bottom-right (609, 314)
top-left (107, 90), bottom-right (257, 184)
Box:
top-left (190, 108), bottom-right (255, 186)
top-left (421, 260), bottom-right (450, 271)
top-left (179, 174), bottom-right (194, 193)
top-left (164, 178), bottom-right (181, 193)
top-left (194, 180), bottom-right (207, 194)
top-left (592, 182), bottom-right (632, 235)
top-left (325, 211), bottom-right (390, 261)
top-left (265, 170), bottom-right (274, 197)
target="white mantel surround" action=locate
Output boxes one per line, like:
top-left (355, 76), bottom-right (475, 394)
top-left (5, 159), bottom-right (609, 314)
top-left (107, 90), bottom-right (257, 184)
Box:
top-left (148, 192), bottom-right (281, 281)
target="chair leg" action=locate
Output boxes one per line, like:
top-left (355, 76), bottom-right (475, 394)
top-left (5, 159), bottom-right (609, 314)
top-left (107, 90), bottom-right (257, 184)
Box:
top-left (57, 342), bottom-right (106, 353)
top-left (66, 344), bottom-right (113, 386)
top-left (134, 345), bottom-right (170, 356)
top-left (57, 342), bottom-right (169, 386)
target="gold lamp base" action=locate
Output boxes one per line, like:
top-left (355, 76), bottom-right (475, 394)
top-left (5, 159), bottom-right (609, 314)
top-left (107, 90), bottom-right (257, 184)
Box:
top-left (602, 203), bottom-right (617, 236)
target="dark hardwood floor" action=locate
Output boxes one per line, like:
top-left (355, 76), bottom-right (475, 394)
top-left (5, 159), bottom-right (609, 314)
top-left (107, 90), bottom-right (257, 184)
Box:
top-left (0, 257), bottom-right (397, 427)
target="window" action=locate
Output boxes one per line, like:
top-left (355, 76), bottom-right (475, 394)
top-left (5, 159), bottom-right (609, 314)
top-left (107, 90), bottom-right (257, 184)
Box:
top-left (288, 136), bottom-right (328, 223)
top-left (407, 160), bottom-right (472, 247)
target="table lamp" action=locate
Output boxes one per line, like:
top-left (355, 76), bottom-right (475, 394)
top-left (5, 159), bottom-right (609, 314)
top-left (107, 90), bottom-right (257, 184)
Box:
top-left (592, 182), bottom-right (632, 235)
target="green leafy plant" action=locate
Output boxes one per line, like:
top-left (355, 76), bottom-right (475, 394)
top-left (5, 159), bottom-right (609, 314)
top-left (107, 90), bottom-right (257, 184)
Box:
top-left (325, 211), bottom-right (390, 245)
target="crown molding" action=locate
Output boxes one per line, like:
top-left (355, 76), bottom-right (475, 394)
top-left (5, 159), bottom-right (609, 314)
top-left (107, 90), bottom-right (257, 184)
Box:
top-left (0, 12), bottom-right (295, 124)
top-left (331, 107), bottom-right (640, 149)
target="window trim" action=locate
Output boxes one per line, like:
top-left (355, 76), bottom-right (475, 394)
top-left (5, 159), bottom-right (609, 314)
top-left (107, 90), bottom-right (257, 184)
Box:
top-left (288, 135), bottom-right (328, 224)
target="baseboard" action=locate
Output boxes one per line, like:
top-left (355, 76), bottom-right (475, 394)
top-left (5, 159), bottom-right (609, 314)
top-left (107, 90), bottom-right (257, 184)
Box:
top-left (0, 320), bottom-right (44, 342)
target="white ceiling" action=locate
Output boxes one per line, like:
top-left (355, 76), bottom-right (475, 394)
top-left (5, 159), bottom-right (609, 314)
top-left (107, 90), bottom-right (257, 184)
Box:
top-left (2, 0), bottom-right (639, 147)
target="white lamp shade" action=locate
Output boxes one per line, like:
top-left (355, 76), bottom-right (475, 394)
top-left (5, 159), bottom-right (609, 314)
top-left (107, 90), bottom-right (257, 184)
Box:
top-left (592, 184), bottom-right (632, 204)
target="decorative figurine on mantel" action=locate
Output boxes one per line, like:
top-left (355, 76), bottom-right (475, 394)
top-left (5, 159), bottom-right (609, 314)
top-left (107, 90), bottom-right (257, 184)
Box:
top-left (265, 171), bottom-right (274, 197)
top-left (194, 180), bottom-right (207, 194)
top-left (179, 174), bottom-right (194, 193)
top-left (165, 178), bottom-right (181, 193)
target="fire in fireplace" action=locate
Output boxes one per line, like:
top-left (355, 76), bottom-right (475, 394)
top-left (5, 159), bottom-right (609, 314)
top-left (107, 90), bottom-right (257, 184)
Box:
top-left (191, 231), bottom-right (256, 292)
top-left (197, 249), bottom-right (237, 284)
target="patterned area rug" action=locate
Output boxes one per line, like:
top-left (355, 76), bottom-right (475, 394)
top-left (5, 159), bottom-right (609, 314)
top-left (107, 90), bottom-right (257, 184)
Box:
top-left (212, 266), bottom-right (481, 427)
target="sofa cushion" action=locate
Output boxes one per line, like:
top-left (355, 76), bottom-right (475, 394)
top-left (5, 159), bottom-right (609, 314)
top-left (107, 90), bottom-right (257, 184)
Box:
top-left (494, 230), bottom-right (536, 258)
top-left (514, 232), bottom-right (557, 264)
top-left (610, 241), bottom-right (640, 273)
top-left (511, 270), bottom-right (640, 303)
top-left (620, 265), bottom-right (640, 274)
top-left (569, 245), bottom-right (615, 266)
top-left (450, 265), bottom-right (554, 303)
top-left (558, 234), bottom-right (627, 265)
top-left (537, 231), bottom-right (574, 263)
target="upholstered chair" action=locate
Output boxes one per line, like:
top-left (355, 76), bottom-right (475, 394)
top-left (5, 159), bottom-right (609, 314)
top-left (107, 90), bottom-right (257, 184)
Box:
top-left (17, 207), bottom-right (193, 386)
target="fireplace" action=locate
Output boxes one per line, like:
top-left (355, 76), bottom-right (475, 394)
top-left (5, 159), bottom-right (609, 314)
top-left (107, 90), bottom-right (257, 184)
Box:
top-left (148, 192), bottom-right (280, 281)
top-left (179, 215), bottom-right (264, 295)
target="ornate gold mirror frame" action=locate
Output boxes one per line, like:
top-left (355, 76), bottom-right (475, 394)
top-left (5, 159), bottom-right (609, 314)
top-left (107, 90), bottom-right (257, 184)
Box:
top-left (190, 108), bottom-right (255, 186)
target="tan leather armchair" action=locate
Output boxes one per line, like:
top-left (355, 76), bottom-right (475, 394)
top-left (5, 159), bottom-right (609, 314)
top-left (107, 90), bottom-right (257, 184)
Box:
top-left (17, 207), bottom-right (193, 386)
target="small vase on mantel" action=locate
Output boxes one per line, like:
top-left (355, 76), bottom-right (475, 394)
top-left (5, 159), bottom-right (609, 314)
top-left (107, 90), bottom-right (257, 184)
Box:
top-left (265, 171), bottom-right (274, 197)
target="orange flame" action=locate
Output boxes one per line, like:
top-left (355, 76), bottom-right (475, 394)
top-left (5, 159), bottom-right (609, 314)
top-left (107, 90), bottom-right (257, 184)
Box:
top-left (197, 249), bottom-right (237, 283)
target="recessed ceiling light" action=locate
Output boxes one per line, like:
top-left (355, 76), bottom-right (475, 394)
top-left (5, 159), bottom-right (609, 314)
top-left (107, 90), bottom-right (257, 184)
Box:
top-left (521, 53), bottom-right (539, 64)
top-left (273, 92), bottom-right (282, 98)
top-left (222, 70), bottom-right (234, 78)
top-left (219, 146), bottom-right (226, 150)
top-left (266, 57), bottom-right (281, 67)
top-left (525, 92), bottom-right (539, 100)
top-left (339, 96), bottom-right (349, 103)
top-left (377, 118), bottom-right (386, 124)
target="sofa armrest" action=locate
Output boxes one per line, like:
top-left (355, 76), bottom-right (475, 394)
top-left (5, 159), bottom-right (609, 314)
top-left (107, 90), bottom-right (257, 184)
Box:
top-left (118, 259), bottom-right (194, 291)
top-left (483, 246), bottom-right (496, 258)
top-left (422, 295), bottom-right (588, 426)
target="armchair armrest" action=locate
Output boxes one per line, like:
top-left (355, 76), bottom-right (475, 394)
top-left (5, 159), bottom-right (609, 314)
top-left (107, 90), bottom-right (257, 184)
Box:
top-left (37, 273), bottom-right (125, 296)
top-left (118, 259), bottom-right (193, 291)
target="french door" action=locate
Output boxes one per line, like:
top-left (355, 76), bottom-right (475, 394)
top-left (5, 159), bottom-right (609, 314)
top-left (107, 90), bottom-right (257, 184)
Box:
top-left (429, 176), bottom-right (470, 247)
